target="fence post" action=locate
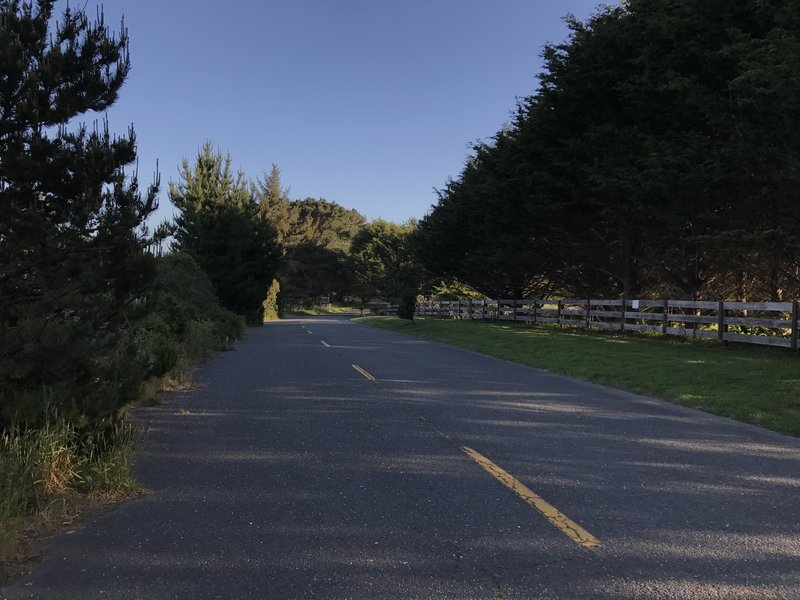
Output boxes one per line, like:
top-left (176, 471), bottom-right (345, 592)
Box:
top-left (533, 300), bottom-right (539, 326)
top-left (497, 298), bottom-right (501, 321)
top-left (620, 297), bottom-right (626, 333)
top-left (662, 299), bottom-right (669, 335)
top-left (456, 299), bottom-right (461, 320)
top-left (482, 299), bottom-right (486, 320)
top-left (513, 298), bottom-right (518, 322)
top-left (717, 301), bottom-right (725, 343)
top-left (792, 300), bottom-right (799, 351)
top-left (586, 299), bottom-right (591, 329)
top-left (558, 300), bottom-right (563, 329)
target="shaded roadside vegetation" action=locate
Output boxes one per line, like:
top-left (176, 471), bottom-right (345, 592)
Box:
top-left (0, 250), bottom-right (241, 570)
top-left (142, 253), bottom-right (244, 396)
top-left (358, 317), bottom-right (800, 437)
top-left (0, 418), bottom-right (138, 576)
top-left (0, 1), bottom-right (245, 570)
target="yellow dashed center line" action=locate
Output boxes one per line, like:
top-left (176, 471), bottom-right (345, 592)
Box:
top-left (320, 340), bottom-right (331, 348)
top-left (462, 446), bottom-right (601, 549)
top-left (351, 364), bottom-right (376, 382)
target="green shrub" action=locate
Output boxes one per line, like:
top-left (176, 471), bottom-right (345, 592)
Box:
top-left (139, 253), bottom-right (244, 388)
top-left (397, 290), bottom-right (417, 322)
top-left (156, 253), bottom-right (221, 315)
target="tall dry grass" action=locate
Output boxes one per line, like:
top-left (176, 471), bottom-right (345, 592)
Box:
top-left (0, 418), bottom-right (138, 557)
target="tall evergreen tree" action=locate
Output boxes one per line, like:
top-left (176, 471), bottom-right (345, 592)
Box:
top-left (0, 0), bottom-right (159, 426)
top-left (169, 143), bottom-right (279, 324)
top-left (255, 163), bottom-right (294, 246)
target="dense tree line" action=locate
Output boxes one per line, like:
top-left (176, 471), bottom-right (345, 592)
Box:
top-left (168, 153), bottom-right (418, 316)
top-left (349, 220), bottom-right (421, 306)
top-left (416, 0), bottom-right (800, 302)
top-left (254, 165), bottom-right (366, 309)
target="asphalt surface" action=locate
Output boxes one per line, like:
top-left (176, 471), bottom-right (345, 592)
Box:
top-left (2, 316), bottom-right (799, 599)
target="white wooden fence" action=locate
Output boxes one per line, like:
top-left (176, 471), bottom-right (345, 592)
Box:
top-left (408, 298), bottom-right (800, 350)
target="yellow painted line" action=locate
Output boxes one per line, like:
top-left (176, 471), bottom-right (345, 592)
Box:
top-left (461, 446), bottom-right (600, 549)
top-left (320, 340), bottom-right (331, 348)
top-left (351, 364), bottom-right (376, 382)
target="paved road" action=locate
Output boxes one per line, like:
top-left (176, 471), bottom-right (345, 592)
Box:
top-left (3, 317), bottom-right (799, 599)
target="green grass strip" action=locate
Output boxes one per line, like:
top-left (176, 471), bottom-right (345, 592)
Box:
top-left (282, 306), bottom-right (360, 317)
top-left (355, 316), bottom-right (800, 437)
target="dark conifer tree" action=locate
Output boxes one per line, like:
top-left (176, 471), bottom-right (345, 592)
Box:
top-left (255, 163), bottom-right (294, 246)
top-left (169, 143), bottom-right (280, 324)
top-left (0, 1), bottom-right (160, 426)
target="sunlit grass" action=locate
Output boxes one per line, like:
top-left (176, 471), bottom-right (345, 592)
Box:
top-left (356, 316), bottom-right (800, 437)
top-left (283, 305), bottom-right (358, 317)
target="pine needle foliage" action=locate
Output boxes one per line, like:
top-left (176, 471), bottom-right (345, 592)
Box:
top-left (169, 143), bottom-right (280, 325)
top-left (0, 0), bottom-right (160, 427)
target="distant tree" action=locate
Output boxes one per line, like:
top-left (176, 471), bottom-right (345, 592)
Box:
top-left (349, 220), bottom-right (421, 304)
top-left (169, 143), bottom-right (279, 324)
top-left (262, 279), bottom-right (281, 321)
top-left (289, 198), bottom-right (366, 251)
top-left (278, 198), bottom-right (366, 306)
top-left (280, 242), bottom-right (348, 306)
top-left (0, 0), bottom-right (159, 426)
top-left (255, 164), bottom-right (294, 246)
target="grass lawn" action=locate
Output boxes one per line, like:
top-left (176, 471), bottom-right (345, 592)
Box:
top-left (355, 316), bottom-right (800, 437)
top-left (281, 306), bottom-right (360, 317)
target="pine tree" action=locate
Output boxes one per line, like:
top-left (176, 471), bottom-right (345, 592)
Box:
top-left (0, 0), bottom-right (159, 426)
top-left (169, 143), bottom-right (280, 324)
top-left (255, 164), bottom-right (294, 245)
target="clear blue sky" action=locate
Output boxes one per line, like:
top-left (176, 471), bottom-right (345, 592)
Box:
top-left (96, 0), bottom-right (610, 225)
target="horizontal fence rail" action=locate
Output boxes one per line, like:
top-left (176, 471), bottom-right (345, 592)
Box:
top-left (406, 298), bottom-right (800, 350)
